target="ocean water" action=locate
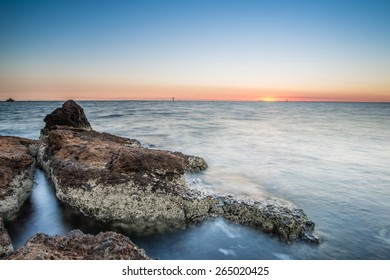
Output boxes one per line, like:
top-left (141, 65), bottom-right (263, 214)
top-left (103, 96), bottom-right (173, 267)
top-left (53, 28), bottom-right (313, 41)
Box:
top-left (1, 101), bottom-right (389, 259)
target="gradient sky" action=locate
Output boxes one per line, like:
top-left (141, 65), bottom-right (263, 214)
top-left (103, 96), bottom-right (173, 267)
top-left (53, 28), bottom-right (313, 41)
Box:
top-left (1, 0), bottom-right (390, 101)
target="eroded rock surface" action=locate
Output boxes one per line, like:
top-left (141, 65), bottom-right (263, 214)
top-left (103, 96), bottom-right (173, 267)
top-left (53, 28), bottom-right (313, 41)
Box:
top-left (7, 230), bottom-right (150, 260)
top-left (43, 100), bottom-right (91, 130)
top-left (216, 196), bottom-right (318, 242)
top-left (0, 136), bottom-right (38, 219)
top-left (0, 218), bottom-right (13, 258)
top-left (38, 100), bottom-right (318, 242)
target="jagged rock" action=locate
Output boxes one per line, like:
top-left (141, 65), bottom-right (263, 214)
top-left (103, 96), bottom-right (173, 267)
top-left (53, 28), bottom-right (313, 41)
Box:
top-left (7, 230), bottom-right (150, 260)
top-left (0, 136), bottom-right (38, 219)
top-left (38, 100), bottom-right (318, 242)
top-left (0, 218), bottom-right (13, 258)
top-left (216, 196), bottom-right (319, 242)
top-left (43, 100), bottom-right (92, 130)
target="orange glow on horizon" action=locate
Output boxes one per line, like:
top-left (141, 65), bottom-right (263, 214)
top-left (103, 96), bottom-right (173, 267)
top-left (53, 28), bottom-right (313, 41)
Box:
top-left (1, 83), bottom-right (390, 102)
top-left (261, 97), bottom-right (278, 102)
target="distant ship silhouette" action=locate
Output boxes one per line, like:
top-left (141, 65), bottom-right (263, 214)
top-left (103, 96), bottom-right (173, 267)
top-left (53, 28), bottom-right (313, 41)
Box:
top-left (6, 98), bottom-right (15, 102)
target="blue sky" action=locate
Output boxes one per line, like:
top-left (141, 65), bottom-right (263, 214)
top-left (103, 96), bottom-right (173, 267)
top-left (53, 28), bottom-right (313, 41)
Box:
top-left (1, 0), bottom-right (390, 101)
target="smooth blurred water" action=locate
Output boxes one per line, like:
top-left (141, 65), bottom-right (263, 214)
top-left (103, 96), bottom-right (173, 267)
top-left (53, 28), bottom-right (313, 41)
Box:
top-left (1, 101), bottom-right (389, 259)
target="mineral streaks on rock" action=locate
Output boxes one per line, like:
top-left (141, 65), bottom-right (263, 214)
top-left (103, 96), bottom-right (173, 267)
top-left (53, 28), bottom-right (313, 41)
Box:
top-left (0, 218), bottom-right (13, 258)
top-left (43, 100), bottom-right (92, 130)
top-left (7, 230), bottom-right (150, 260)
top-left (0, 136), bottom-right (38, 219)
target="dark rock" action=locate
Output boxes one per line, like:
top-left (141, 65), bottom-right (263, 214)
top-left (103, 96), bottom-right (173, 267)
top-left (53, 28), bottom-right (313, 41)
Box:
top-left (0, 218), bottom-right (13, 258)
top-left (43, 100), bottom-right (92, 131)
top-left (7, 230), bottom-right (150, 260)
top-left (0, 136), bottom-right (38, 219)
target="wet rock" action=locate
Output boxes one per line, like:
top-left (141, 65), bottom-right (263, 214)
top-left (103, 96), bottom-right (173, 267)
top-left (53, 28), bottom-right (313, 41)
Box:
top-left (38, 100), bottom-right (318, 242)
top-left (7, 230), bottom-right (150, 260)
top-left (0, 136), bottom-right (38, 219)
top-left (0, 218), bottom-right (13, 258)
top-left (217, 196), bottom-right (320, 243)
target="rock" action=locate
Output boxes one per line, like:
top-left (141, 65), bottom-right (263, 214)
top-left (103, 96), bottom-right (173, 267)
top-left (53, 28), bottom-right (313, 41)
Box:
top-left (0, 136), bottom-right (38, 219)
top-left (43, 100), bottom-right (92, 131)
top-left (38, 100), bottom-right (318, 242)
top-left (38, 125), bottom-right (211, 233)
top-left (7, 229), bottom-right (150, 260)
top-left (217, 196), bottom-right (320, 242)
top-left (0, 218), bottom-right (13, 258)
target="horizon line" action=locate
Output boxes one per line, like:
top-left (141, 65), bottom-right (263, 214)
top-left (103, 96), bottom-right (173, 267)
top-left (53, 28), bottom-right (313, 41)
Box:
top-left (2, 98), bottom-right (390, 103)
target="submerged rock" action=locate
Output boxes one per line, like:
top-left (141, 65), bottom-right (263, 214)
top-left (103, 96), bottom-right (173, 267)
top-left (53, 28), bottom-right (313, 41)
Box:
top-left (38, 100), bottom-right (318, 242)
top-left (0, 218), bottom-right (13, 258)
top-left (7, 230), bottom-right (150, 260)
top-left (0, 136), bottom-right (38, 219)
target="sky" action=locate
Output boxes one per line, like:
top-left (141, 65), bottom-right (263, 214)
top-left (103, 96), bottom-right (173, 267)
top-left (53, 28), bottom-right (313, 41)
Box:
top-left (1, 0), bottom-right (390, 101)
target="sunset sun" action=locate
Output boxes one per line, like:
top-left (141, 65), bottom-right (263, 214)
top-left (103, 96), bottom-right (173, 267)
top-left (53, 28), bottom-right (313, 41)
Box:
top-left (262, 97), bottom-right (276, 102)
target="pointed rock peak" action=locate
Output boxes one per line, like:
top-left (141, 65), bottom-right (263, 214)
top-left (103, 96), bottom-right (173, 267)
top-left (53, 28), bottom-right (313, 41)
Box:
top-left (43, 100), bottom-right (92, 130)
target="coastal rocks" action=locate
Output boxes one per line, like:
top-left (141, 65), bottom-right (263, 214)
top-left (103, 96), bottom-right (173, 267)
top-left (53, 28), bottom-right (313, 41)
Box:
top-left (7, 230), bottom-right (150, 260)
top-left (43, 100), bottom-right (91, 130)
top-left (0, 218), bottom-right (13, 257)
top-left (0, 136), bottom-right (38, 219)
top-left (217, 196), bottom-right (319, 242)
top-left (38, 100), bottom-right (318, 242)
top-left (38, 101), bottom-right (210, 233)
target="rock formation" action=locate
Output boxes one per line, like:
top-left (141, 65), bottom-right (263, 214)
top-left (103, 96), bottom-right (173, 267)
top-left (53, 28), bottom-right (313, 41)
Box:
top-left (43, 100), bottom-right (91, 130)
top-left (0, 136), bottom-right (38, 219)
top-left (37, 100), bottom-right (319, 242)
top-left (0, 218), bottom-right (13, 258)
top-left (7, 230), bottom-right (150, 260)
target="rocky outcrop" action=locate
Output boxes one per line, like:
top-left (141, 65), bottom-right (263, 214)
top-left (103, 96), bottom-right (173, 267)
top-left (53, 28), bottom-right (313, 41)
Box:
top-left (7, 230), bottom-right (150, 260)
top-left (0, 218), bottom-right (13, 258)
top-left (216, 196), bottom-right (318, 242)
top-left (0, 136), bottom-right (38, 219)
top-left (43, 100), bottom-right (91, 130)
top-left (38, 126), bottom-right (211, 233)
top-left (38, 100), bottom-right (318, 242)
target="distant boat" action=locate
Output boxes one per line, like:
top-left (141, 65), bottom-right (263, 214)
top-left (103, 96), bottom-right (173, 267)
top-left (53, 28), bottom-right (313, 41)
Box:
top-left (5, 98), bottom-right (15, 102)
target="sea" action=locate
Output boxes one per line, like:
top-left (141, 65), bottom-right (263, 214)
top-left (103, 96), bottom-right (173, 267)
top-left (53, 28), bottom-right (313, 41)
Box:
top-left (1, 101), bottom-right (389, 260)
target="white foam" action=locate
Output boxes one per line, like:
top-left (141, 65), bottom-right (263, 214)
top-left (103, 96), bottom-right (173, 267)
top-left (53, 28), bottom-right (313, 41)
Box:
top-left (218, 248), bottom-right (237, 257)
top-left (215, 220), bottom-right (238, 239)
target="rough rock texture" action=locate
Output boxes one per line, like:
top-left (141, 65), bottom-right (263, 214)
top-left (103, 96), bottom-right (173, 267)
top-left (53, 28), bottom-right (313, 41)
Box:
top-left (7, 230), bottom-right (150, 260)
top-left (217, 196), bottom-right (318, 242)
top-left (38, 100), bottom-right (318, 242)
top-left (0, 218), bottom-right (13, 258)
top-left (0, 136), bottom-right (38, 219)
top-left (38, 126), bottom-right (211, 233)
top-left (43, 100), bottom-right (91, 130)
